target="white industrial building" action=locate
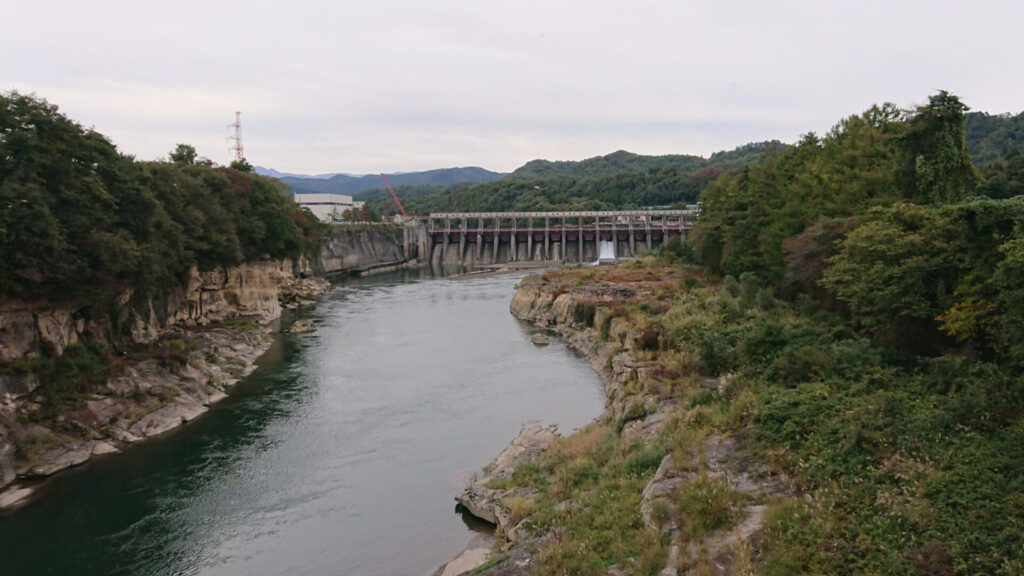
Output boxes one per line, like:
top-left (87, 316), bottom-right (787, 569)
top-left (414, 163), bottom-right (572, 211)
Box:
top-left (293, 193), bottom-right (365, 223)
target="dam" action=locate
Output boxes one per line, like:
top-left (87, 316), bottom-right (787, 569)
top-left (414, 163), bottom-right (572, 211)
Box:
top-left (422, 209), bottom-right (698, 266)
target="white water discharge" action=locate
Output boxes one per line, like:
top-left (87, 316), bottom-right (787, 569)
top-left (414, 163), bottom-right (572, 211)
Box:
top-left (593, 240), bottom-right (616, 264)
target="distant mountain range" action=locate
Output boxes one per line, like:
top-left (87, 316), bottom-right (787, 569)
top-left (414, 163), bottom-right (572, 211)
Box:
top-left (255, 166), bottom-right (505, 196)
top-left (506, 142), bottom-right (788, 181)
top-left (254, 167), bottom-right (364, 180)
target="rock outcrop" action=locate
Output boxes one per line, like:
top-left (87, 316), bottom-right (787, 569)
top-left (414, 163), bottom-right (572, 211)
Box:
top-left (456, 425), bottom-right (558, 531)
top-left (459, 269), bottom-right (789, 575)
top-left (0, 258), bottom-right (329, 508)
top-left (0, 260), bottom-right (295, 367)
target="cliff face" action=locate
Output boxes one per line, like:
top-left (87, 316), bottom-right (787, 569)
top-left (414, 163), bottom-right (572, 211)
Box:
top-left (313, 228), bottom-right (408, 275)
top-left (509, 276), bottom-right (657, 420)
top-left (0, 260), bottom-right (290, 369)
top-left (0, 226), bottom-right (415, 506)
top-left (0, 259), bottom-right (307, 505)
top-left (156, 260), bottom-right (288, 329)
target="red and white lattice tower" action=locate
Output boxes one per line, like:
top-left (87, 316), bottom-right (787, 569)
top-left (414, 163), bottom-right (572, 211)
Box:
top-left (228, 111), bottom-right (244, 161)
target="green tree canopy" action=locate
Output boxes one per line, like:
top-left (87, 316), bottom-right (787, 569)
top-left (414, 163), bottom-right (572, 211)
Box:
top-left (0, 91), bottom-right (329, 303)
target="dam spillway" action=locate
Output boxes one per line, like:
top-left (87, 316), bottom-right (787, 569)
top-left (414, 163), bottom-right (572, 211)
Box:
top-left (424, 210), bottom-right (697, 266)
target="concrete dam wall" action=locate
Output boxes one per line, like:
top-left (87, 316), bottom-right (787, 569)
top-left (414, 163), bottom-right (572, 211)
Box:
top-left (424, 210), bottom-right (697, 266)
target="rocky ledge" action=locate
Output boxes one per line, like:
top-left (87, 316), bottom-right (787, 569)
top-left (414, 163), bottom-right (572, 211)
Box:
top-left (449, 267), bottom-right (789, 576)
top-left (0, 323), bottom-right (273, 509)
top-left (456, 425), bottom-right (559, 531)
top-left (0, 267), bottom-right (331, 511)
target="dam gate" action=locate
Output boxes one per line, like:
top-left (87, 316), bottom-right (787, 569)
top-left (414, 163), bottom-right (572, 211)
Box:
top-left (423, 210), bottom-right (698, 265)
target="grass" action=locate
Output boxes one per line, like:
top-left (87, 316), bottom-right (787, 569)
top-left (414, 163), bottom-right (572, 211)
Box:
top-left (505, 495), bottom-right (535, 525)
top-left (0, 341), bottom-right (116, 415)
top-left (223, 318), bottom-right (260, 331)
top-left (483, 417), bottom-right (667, 575)
top-left (675, 474), bottom-right (745, 541)
top-left (496, 261), bottom-right (1024, 574)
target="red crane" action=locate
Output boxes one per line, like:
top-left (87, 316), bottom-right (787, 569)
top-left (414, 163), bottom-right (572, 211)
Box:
top-left (379, 173), bottom-right (409, 219)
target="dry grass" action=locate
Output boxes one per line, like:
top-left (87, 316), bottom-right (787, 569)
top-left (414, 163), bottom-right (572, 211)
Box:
top-left (504, 495), bottom-right (535, 525)
top-left (545, 422), bottom-right (612, 465)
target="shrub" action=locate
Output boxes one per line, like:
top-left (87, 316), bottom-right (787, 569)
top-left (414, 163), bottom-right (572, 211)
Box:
top-left (698, 332), bottom-right (735, 376)
top-left (676, 474), bottom-right (743, 540)
top-left (638, 327), bottom-right (660, 351)
top-left (504, 496), bottom-right (535, 525)
top-left (623, 445), bottom-right (665, 477)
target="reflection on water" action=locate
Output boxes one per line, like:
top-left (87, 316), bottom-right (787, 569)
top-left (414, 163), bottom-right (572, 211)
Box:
top-left (0, 268), bottom-right (605, 576)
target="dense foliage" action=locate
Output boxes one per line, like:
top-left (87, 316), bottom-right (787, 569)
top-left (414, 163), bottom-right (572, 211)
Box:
top-left (367, 143), bottom-right (782, 216)
top-left (678, 91), bottom-right (1024, 574)
top-left (393, 169), bottom-right (708, 214)
top-left (965, 110), bottom-right (1024, 166)
top-left (0, 91), bottom-right (330, 303)
top-left (506, 144), bottom-right (785, 181)
top-left (653, 275), bottom-right (1024, 575)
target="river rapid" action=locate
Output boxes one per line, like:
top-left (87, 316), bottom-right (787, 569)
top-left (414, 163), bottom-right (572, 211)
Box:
top-left (0, 269), bottom-right (605, 576)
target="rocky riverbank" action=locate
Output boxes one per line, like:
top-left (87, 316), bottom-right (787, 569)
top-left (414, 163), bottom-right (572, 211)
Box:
top-left (0, 263), bottom-right (329, 510)
top-left (445, 264), bottom-right (789, 576)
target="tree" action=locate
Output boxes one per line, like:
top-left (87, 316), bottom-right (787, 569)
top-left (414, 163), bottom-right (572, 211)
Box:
top-left (822, 203), bottom-right (960, 349)
top-left (358, 204), bottom-right (380, 222)
top-left (169, 143), bottom-right (197, 165)
top-left (895, 91), bottom-right (979, 203)
top-left (229, 157), bottom-right (254, 173)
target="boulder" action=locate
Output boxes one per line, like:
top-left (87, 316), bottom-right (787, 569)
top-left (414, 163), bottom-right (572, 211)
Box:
top-left (285, 319), bottom-right (317, 334)
top-left (456, 425), bottom-right (558, 535)
top-left (127, 398), bottom-right (207, 438)
top-left (0, 486), bottom-right (34, 509)
top-left (440, 548), bottom-right (491, 576)
top-left (30, 443), bottom-right (93, 476)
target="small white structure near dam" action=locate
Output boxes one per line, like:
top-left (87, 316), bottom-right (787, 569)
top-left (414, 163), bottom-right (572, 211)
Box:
top-left (293, 193), bottom-right (365, 223)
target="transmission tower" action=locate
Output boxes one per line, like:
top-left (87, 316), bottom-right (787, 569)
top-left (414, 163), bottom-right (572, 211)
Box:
top-left (227, 111), bottom-right (244, 161)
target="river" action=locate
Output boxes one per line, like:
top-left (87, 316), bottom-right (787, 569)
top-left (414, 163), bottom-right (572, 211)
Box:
top-left (0, 269), bottom-right (606, 576)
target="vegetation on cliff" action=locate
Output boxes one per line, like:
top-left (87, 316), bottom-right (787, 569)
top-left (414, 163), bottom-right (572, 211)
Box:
top-left (0, 91), bottom-right (330, 420)
top-left (486, 92), bottom-right (1023, 575)
top-left (0, 91), bottom-right (330, 304)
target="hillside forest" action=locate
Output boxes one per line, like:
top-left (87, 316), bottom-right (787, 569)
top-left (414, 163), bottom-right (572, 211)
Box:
top-left (607, 91), bottom-right (1024, 574)
top-left (0, 92), bottom-right (330, 305)
top-left (362, 110), bottom-right (1022, 217)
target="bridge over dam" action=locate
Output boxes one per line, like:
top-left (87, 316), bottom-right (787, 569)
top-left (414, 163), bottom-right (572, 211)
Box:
top-left (420, 210), bottom-right (698, 266)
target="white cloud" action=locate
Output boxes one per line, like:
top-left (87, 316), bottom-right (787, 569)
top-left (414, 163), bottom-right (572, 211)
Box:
top-left (2, 0), bottom-right (1022, 173)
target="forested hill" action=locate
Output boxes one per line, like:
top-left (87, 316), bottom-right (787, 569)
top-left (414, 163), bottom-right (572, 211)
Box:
top-left (395, 168), bottom-right (715, 214)
top-left (506, 142), bottom-right (786, 180)
top-left (673, 91), bottom-right (1024, 575)
top-left (372, 142), bottom-right (788, 215)
top-left (277, 166), bottom-right (504, 197)
top-left (966, 110), bottom-right (1024, 165)
top-left (0, 91), bottom-right (329, 303)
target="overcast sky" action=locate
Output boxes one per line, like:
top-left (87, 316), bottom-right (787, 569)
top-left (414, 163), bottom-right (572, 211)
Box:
top-left (3, 1), bottom-right (1021, 174)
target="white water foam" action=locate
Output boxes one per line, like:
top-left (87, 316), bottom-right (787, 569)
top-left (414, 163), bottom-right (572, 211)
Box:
top-left (592, 240), bottom-right (616, 265)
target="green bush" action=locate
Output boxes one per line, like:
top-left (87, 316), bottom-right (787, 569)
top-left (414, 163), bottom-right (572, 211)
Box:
top-left (676, 474), bottom-right (744, 540)
top-left (34, 342), bottom-right (114, 411)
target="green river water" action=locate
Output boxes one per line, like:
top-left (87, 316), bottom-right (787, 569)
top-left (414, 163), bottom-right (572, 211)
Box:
top-left (0, 269), bottom-right (605, 576)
